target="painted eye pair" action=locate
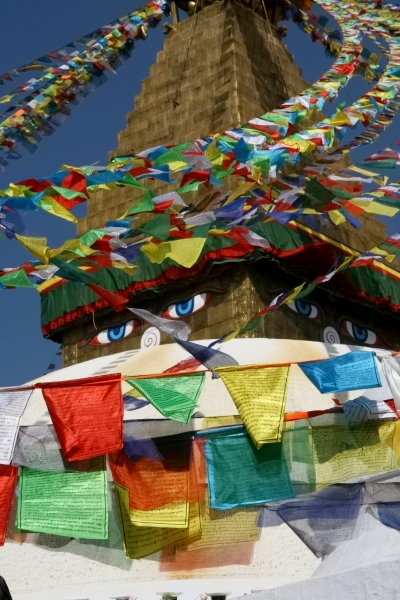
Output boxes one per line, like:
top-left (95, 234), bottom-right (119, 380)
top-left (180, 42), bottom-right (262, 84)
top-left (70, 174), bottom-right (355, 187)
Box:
top-left (83, 294), bottom-right (382, 348)
top-left (87, 293), bottom-right (209, 346)
top-left (287, 299), bottom-right (378, 346)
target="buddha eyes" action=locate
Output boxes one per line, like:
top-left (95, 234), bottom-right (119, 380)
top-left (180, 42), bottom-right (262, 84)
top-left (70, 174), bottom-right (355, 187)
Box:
top-left (287, 299), bottom-right (319, 319)
top-left (287, 299), bottom-right (381, 347)
top-left (162, 293), bottom-right (209, 319)
top-left (84, 319), bottom-right (141, 347)
top-left (342, 320), bottom-right (377, 346)
top-left (80, 292), bottom-right (211, 347)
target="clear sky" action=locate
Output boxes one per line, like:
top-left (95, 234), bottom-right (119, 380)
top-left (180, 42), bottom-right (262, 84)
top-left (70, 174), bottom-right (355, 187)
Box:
top-left (0, 1), bottom-right (398, 386)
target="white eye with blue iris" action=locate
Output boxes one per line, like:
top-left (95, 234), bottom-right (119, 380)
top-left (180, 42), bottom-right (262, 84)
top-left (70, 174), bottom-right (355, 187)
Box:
top-left (344, 320), bottom-right (377, 345)
top-left (91, 320), bottom-right (136, 345)
top-left (287, 299), bottom-right (319, 319)
top-left (163, 293), bottom-right (208, 319)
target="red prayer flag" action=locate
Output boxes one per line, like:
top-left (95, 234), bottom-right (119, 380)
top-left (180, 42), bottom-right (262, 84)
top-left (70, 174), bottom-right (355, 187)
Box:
top-left (88, 283), bottom-right (129, 311)
top-left (161, 541), bottom-right (255, 571)
top-left (0, 465), bottom-right (18, 545)
top-left (53, 171), bottom-right (88, 210)
top-left (109, 437), bottom-right (202, 511)
top-left (39, 373), bottom-right (123, 461)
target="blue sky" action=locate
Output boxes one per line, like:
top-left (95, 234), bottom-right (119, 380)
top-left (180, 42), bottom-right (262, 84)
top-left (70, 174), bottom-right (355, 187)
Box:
top-left (0, 1), bottom-right (398, 386)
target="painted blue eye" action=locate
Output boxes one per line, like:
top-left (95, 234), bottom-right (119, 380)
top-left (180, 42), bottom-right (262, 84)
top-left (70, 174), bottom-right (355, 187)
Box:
top-left (353, 324), bottom-right (367, 342)
top-left (296, 300), bottom-right (312, 317)
top-left (175, 298), bottom-right (195, 317)
top-left (90, 320), bottom-right (137, 345)
top-left (108, 325), bottom-right (128, 342)
top-left (344, 320), bottom-right (377, 345)
top-left (287, 299), bottom-right (318, 319)
top-left (163, 293), bottom-right (208, 319)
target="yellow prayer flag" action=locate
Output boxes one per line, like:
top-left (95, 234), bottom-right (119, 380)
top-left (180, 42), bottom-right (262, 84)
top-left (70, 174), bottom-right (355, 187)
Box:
top-left (7, 183), bottom-right (29, 197)
top-left (227, 182), bottom-right (256, 203)
top-left (49, 239), bottom-right (94, 260)
top-left (351, 200), bottom-right (399, 217)
top-left (115, 483), bottom-right (200, 559)
top-left (282, 283), bottom-right (306, 306)
top-left (282, 138), bottom-right (316, 153)
top-left (39, 197), bottom-right (78, 223)
top-left (312, 420), bottom-right (400, 488)
top-left (328, 210), bottom-right (347, 225)
top-left (176, 497), bottom-right (260, 551)
top-left (203, 416), bottom-right (243, 429)
top-left (325, 110), bottom-right (351, 127)
top-left (370, 247), bottom-right (396, 262)
top-left (141, 238), bottom-right (206, 268)
top-left (129, 501), bottom-right (190, 529)
top-left (251, 165), bottom-right (263, 184)
top-left (16, 234), bottom-right (50, 263)
top-left (215, 365), bottom-right (290, 448)
top-left (111, 262), bottom-right (138, 276)
top-left (0, 94), bottom-right (18, 104)
top-left (167, 160), bottom-right (189, 172)
top-left (205, 140), bottom-right (223, 164)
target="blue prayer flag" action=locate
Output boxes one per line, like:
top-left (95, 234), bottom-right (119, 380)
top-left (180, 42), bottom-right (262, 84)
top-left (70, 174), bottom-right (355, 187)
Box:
top-left (299, 351), bottom-right (381, 394)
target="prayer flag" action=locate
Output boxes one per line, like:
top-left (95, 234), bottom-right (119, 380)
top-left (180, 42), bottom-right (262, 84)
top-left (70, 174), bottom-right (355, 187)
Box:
top-left (0, 388), bottom-right (32, 464)
top-left (343, 396), bottom-right (397, 427)
top-left (174, 338), bottom-right (238, 370)
top-left (17, 457), bottom-right (108, 539)
top-left (123, 435), bottom-right (164, 461)
top-left (260, 483), bottom-right (364, 557)
top-left (127, 373), bottom-right (205, 423)
top-left (115, 482), bottom-right (201, 559)
top-left (300, 352), bottom-right (381, 394)
top-left (39, 373), bottom-right (123, 461)
top-left (204, 429), bottom-right (294, 510)
top-left (283, 418), bottom-right (400, 491)
top-left (12, 425), bottom-right (65, 472)
top-left (109, 437), bottom-right (199, 512)
top-left (141, 238), bottom-right (206, 268)
top-left (0, 465), bottom-right (18, 545)
top-left (128, 307), bottom-right (191, 341)
top-left (139, 211), bottom-right (171, 240)
top-left (176, 495), bottom-right (260, 550)
top-left (215, 365), bottom-right (289, 447)
top-left (161, 541), bottom-right (255, 571)
top-left (312, 420), bottom-right (400, 487)
top-left (0, 269), bottom-right (37, 289)
top-left (128, 500), bottom-right (190, 529)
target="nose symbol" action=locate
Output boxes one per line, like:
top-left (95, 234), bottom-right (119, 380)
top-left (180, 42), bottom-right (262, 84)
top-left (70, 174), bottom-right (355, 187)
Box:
top-left (140, 327), bottom-right (161, 349)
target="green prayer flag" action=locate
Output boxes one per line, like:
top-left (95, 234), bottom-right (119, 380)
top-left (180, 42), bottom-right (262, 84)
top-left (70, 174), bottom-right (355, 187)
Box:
top-left (51, 258), bottom-right (93, 285)
top-left (17, 457), bottom-right (108, 539)
top-left (154, 149), bottom-right (187, 168)
top-left (79, 229), bottom-right (109, 248)
top-left (214, 166), bottom-right (234, 180)
top-left (302, 178), bottom-right (336, 209)
top-left (128, 373), bottom-right (205, 423)
top-left (0, 269), bottom-right (37, 289)
top-left (179, 181), bottom-right (204, 194)
top-left (192, 223), bottom-right (212, 238)
top-left (118, 173), bottom-right (146, 189)
top-left (127, 189), bottom-right (155, 215)
top-left (260, 112), bottom-right (290, 125)
top-left (51, 186), bottom-right (87, 200)
top-left (362, 160), bottom-right (397, 169)
top-left (139, 211), bottom-right (171, 241)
